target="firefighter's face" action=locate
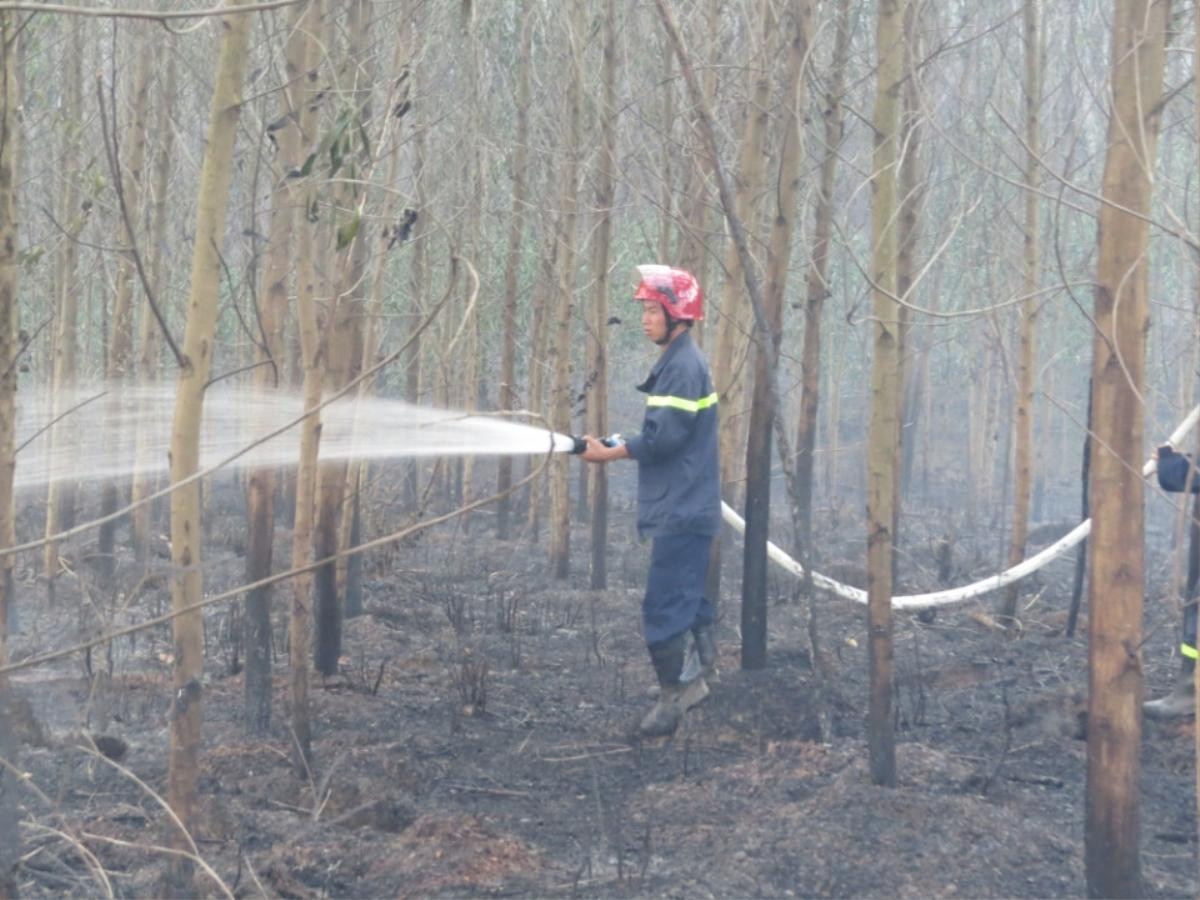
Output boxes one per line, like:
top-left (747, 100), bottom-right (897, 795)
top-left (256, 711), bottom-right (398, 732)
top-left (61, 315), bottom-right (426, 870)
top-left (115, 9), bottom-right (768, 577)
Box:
top-left (640, 301), bottom-right (668, 343)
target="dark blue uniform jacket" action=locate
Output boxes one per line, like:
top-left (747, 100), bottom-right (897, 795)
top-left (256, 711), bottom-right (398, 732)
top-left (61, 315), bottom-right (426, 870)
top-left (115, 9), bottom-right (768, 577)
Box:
top-left (624, 331), bottom-right (721, 539)
top-left (1157, 447), bottom-right (1200, 493)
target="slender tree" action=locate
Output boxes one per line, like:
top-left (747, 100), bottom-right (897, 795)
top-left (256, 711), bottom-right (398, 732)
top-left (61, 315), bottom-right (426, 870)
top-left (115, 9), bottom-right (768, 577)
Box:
top-left (458, 9), bottom-right (484, 516)
top-left (43, 14), bottom-right (86, 596)
top-left (824, 318), bottom-right (845, 501)
top-left (1066, 380), bottom-right (1092, 639)
top-left (314, 0), bottom-right (373, 675)
top-left (653, 0), bottom-right (782, 689)
top-left (741, 0), bottom-right (813, 670)
top-left (0, 10), bottom-right (21, 894)
top-left (525, 231), bottom-right (557, 541)
top-left (794, 0), bottom-right (851, 562)
top-left (98, 29), bottom-right (153, 581)
top-left (403, 64), bottom-right (428, 512)
top-left (658, 46), bottom-right (674, 262)
top-left (892, 0), bottom-right (923, 547)
top-left (548, 1), bottom-right (585, 579)
top-left (290, 0), bottom-right (322, 769)
top-left (1194, 3), bottom-right (1200, 835)
top-left (587, 0), bottom-right (618, 590)
top-left (676, 0), bottom-right (718, 310)
top-left (711, 0), bottom-right (771, 508)
top-left (242, 0), bottom-right (309, 734)
top-left (865, 0), bottom-right (904, 788)
top-left (344, 24), bottom-right (412, 619)
top-left (1001, 0), bottom-right (1042, 626)
top-left (1084, 0), bottom-right (1170, 894)
top-left (496, 0), bottom-right (533, 541)
top-left (704, 0), bottom-right (769, 610)
top-left (164, 1), bottom-right (253, 890)
top-left (130, 48), bottom-right (177, 563)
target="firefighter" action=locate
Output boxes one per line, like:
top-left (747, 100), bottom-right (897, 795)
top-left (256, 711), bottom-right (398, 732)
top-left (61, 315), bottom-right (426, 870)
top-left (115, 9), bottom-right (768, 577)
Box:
top-left (1144, 443), bottom-right (1200, 719)
top-left (579, 264), bottom-right (721, 737)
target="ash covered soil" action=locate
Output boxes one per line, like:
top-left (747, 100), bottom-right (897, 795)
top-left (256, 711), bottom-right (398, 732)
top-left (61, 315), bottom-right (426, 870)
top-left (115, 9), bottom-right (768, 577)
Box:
top-left (5, 484), bottom-right (1199, 898)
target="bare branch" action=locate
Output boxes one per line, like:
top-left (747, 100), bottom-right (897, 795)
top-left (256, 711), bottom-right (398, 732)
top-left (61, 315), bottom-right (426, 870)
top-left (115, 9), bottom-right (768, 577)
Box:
top-left (15, 389), bottom-right (105, 455)
top-left (95, 75), bottom-right (185, 368)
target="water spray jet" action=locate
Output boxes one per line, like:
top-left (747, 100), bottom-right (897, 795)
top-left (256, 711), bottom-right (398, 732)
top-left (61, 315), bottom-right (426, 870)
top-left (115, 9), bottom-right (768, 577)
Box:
top-left (13, 383), bottom-right (594, 492)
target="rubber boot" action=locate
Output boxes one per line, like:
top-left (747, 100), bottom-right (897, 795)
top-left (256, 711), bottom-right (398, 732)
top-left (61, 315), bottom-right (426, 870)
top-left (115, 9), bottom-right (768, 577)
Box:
top-left (1144, 656), bottom-right (1196, 720)
top-left (693, 625), bottom-right (718, 682)
top-left (640, 634), bottom-right (704, 737)
top-left (676, 629), bottom-right (711, 713)
top-left (680, 625), bottom-right (719, 685)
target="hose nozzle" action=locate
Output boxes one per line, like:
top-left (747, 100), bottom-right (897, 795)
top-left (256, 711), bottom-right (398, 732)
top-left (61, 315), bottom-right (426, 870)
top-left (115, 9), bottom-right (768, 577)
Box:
top-left (567, 434), bottom-right (623, 454)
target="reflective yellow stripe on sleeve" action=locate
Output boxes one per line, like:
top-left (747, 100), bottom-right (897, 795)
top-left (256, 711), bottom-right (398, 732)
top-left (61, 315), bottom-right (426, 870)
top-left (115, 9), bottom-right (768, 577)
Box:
top-left (1183, 642), bottom-right (1198, 660)
top-left (645, 392), bottom-right (719, 413)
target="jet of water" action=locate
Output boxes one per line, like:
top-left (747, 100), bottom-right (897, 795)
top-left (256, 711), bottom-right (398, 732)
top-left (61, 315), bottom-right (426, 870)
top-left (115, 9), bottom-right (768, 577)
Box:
top-left (15, 384), bottom-right (578, 492)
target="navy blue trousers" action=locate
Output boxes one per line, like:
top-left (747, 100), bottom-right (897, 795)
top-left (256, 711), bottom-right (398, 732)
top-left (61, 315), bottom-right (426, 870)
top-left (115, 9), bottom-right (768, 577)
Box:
top-left (643, 533), bottom-right (714, 647)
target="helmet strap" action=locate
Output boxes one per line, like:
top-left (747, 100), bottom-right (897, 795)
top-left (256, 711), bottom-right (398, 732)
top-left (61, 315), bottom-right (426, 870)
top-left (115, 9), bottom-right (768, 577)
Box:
top-left (655, 307), bottom-right (676, 346)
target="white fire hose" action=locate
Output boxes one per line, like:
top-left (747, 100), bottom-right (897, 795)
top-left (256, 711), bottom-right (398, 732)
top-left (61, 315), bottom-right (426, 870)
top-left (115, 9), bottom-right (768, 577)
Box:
top-left (722, 404), bottom-right (1200, 611)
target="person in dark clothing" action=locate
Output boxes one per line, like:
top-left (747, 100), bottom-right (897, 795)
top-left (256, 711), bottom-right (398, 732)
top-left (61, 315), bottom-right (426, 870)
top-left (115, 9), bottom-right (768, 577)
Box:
top-left (579, 265), bottom-right (721, 737)
top-left (1145, 443), bottom-right (1200, 719)
top-left (1154, 443), bottom-right (1200, 495)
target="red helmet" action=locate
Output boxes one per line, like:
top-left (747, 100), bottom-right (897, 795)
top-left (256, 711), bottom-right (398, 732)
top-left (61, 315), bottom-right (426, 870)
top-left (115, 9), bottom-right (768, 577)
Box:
top-left (633, 264), bottom-right (704, 322)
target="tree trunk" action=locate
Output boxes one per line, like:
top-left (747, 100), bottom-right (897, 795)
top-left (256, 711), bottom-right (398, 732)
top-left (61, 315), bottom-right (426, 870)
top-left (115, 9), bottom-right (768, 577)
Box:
top-left (131, 49), bottom-right (177, 564)
top-left (345, 24), bottom-right (411, 617)
top-left (314, 285), bottom-right (352, 673)
top-left (315, 0), bottom-right (372, 676)
top-left (459, 14), bottom-right (483, 517)
top-left (712, 0), bottom-right (771, 510)
top-left (965, 357), bottom-right (983, 527)
top-left (1085, 1), bottom-right (1170, 895)
top-left (676, 0), bottom-right (718, 319)
top-left (1066, 379), bottom-right (1091, 639)
top-left (164, 4), bottom-right (253, 891)
top-left (99, 29), bottom-right (153, 581)
top-left (1001, 0), bottom-right (1042, 626)
top-left (702, 0), bottom-right (760, 612)
top-left (340, 0), bottom-right (395, 619)
top-left (525, 233), bottom-right (557, 542)
top-left (242, 0), bottom-right (308, 735)
top-left (496, 0), bottom-right (533, 541)
top-left (127, 35), bottom-right (167, 564)
top-left (288, 0), bottom-right (322, 770)
top-left (43, 14), bottom-right (85, 597)
top-left (917, 327), bottom-right (933, 496)
top-left (1193, 10), bottom-right (1200, 840)
top-left (403, 99), bottom-right (427, 511)
top-left (741, 0), bottom-right (812, 671)
top-left (794, 0), bottom-right (851, 566)
top-left (825, 317), bottom-right (844, 503)
top-left (0, 11), bottom-right (21, 894)
top-left (901, 333), bottom-right (929, 498)
top-left (866, 0), bottom-right (903, 789)
top-left (658, 48), bottom-right (674, 261)
top-left (654, 0), bottom-right (780, 686)
top-left (588, 0), bottom-right (618, 591)
top-left (1031, 302), bottom-right (1058, 521)
top-left (892, 2), bottom-right (922, 555)
top-left (548, 1), bottom-right (585, 580)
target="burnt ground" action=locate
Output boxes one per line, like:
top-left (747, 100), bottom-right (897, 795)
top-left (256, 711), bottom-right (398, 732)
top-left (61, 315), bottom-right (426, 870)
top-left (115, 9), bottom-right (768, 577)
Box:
top-left (3, 480), bottom-right (1199, 898)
